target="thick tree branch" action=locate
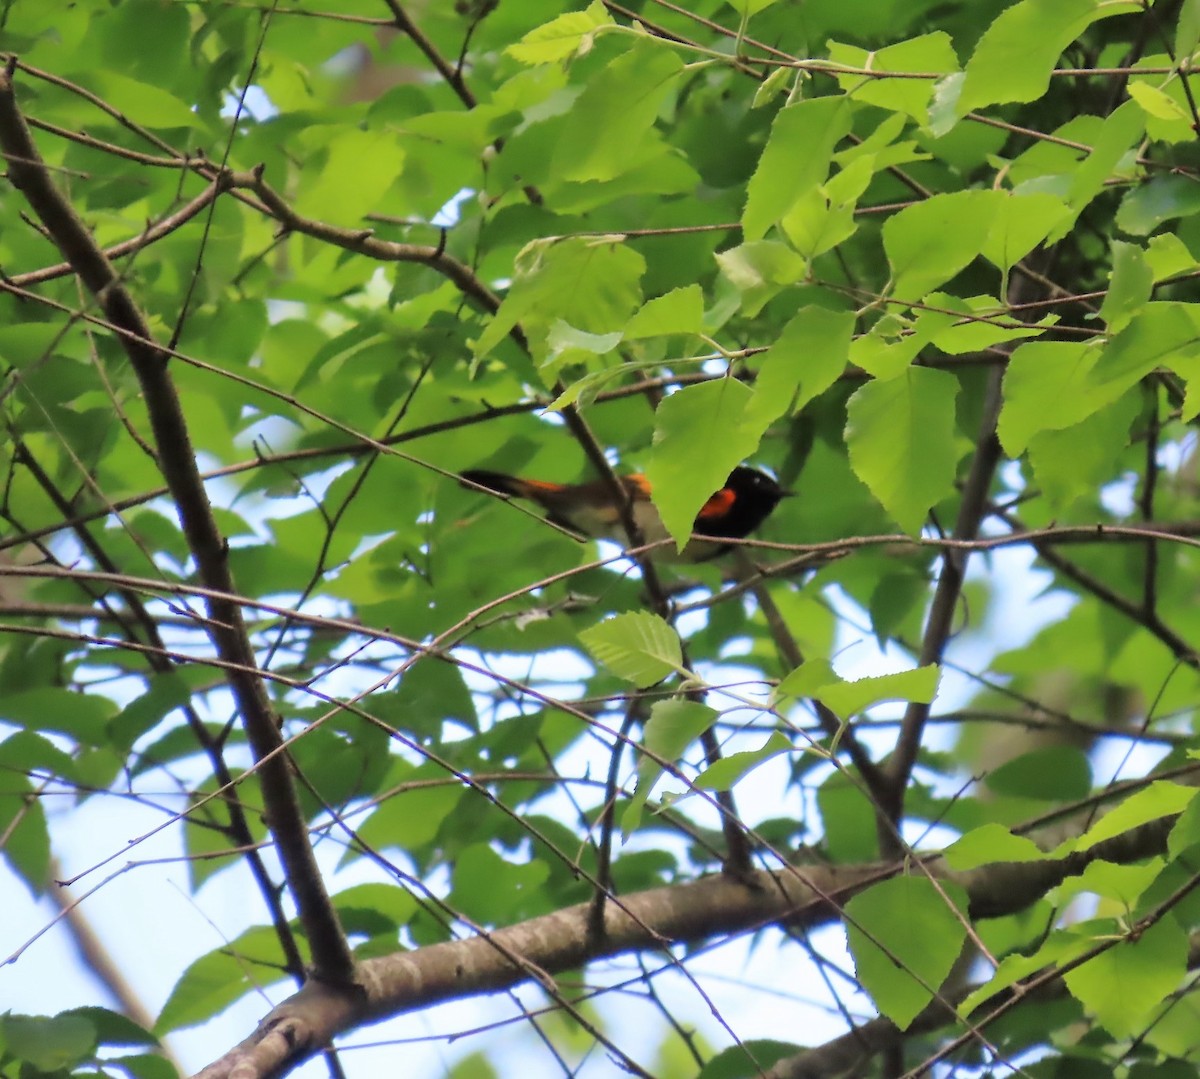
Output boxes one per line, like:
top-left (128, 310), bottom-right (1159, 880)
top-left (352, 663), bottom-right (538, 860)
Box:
top-left (0, 59), bottom-right (355, 987)
top-left (192, 808), bottom-right (1178, 1079)
top-left (380, 0), bottom-right (476, 107)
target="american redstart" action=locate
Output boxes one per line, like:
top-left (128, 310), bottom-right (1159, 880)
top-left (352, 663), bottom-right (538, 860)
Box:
top-left (460, 465), bottom-right (789, 561)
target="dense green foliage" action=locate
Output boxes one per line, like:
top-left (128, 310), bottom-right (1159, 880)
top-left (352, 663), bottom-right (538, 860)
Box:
top-left (4, 0), bottom-right (1200, 1076)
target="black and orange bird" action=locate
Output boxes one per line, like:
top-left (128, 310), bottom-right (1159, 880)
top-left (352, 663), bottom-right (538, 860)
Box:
top-left (460, 465), bottom-right (788, 561)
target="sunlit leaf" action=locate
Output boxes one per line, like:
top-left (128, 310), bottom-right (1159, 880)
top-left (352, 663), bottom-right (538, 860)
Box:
top-left (845, 368), bottom-right (960, 532)
top-left (1064, 918), bottom-right (1187, 1037)
top-left (743, 97), bottom-right (853, 241)
top-left (884, 190), bottom-right (1002, 300)
top-left (944, 824), bottom-right (1047, 870)
top-left (580, 612), bottom-right (683, 687)
top-left (507, 2), bottom-right (614, 63)
top-left (958, 0), bottom-right (1132, 113)
top-left (645, 378), bottom-right (761, 549)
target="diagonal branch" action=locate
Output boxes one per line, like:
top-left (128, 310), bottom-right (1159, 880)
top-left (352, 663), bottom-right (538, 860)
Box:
top-left (0, 58), bottom-right (355, 987)
top-left (380, 0), bottom-right (476, 107)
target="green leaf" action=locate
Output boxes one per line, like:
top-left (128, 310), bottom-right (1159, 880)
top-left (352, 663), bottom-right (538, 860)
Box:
top-left (96, 0), bottom-right (190, 85)
top-left (743, 306), bottom-right (854, 434)
top-left (356, 777), bottom-right (465, 854)
top-left (724, 0), bottom-right (780, 14)
top-left (743, 97), bottom-right (853, 241)
top-left (1056, 859), bottom-right (1164, 908)
top-left (845, 877), bottom-right (969, 1030)
top-left (944, 824), bottom-right (1047, 870)
top-left (1064, 917), bottom-right (1187, 1037)
top-left (884, 190), bottom-right (1002, 301)
top-left (957, 0), bottom-right (1122, 114)
top-left (867, 571), bottom-right (932, 645)
top-left (1177, 0), bottom-right (1200, 60)
top-left (0, 688), bottom-right (118, 744)
top-left (2, 1013), bottom-right (96, 1072)
top-left (553, 45), bottom-right (684, 183)
top-left (928, 71), bottom-right (966, 135)
top-left (826, 33), bottom-right (959, 123)
top-left (0, 729), bottom-right (78, 784)
top-left (1060, 100), bottom-right (1145, 229)
top-left (1167, 793), bottom-right (1200, 858)
top-left (544, 367), bottom-right (625, 412)
top-left (0, 322), bottom-right (66, 367)
top-left (714, 241), bottom-right (808, 317)
top-left (815, 665), bottom-right (940, 716)
top-left (623, 698), bottom-right (718, 831)
top-left (924, 294), bottom-right (1057, 354)
top-left (779, 176), bottom-right (861, 260)
top-left (1026, 392), bottom-right (1138, 513)
top-left (474, 238), bottom-right (645, 365)
top-left (157, 927), bottom-right (289, 1034)
top-left (507, 2), bottom-right (614, 63)
top-left (623, 285), bottom-right (705, 339)
top-left (986, 745), bottom-right (1092, 801)
top-left (1121, 176), bottom-right (1200, 240)
top-left (1086, 302), bottom-right (1200, 403)
top-left (697, 1040), bottom-right (801, 1079)
top-left (333, 882), bottom-right (419, 938)
top-left (818, 771), bottom-right (879, 861)
top-left (450, 844), bottom-right (551, 923)
top-left (109, 672), bottom-right (195, 749)
top-left (645, 378), bottom-right (761, 550)
top-left (774, 658), bottom-right (838, 703)
top-left (1128, 81), bottom-right (1192, 124)
top-left (997, 340), bottom-right (1104, 453)
top-left (777, 661), bottom-right (939, 716)
top-left (1099, 240), bottom-right (1154, 333)
top-left (1128, 77), bottom-right (1198, 143)
top-left (959, 931), bottom-right (1090, 1015)
top-left (848, 317), bottom-right (925, 380)
top-left (579, 612), bottom-right (683, 687)
top-left (88, 70), bottom-right (200, 128)
top-left (105, 1053), bottom-right (180, 1079)
top-left (293, 129), bottom-right (406, 227)
top-left (390, 657), bottom-right (478, 734)
top-left (544, 321), bottom-right (624, 365)
top-left (1144, 233), bottom-right (1196, 281)
top-left (67, 1006), bottom-right (157, 1049)
top-left (981, 191), bottom-right (1072, 273)
top-left (694, 731), bottom-right (794, 791)
top-left (752, 66), bottom-right (793, 109)
top-left (845, 367), bottom-right (960, 532)
top-left (1070, 781), bottom-right (1197, 853)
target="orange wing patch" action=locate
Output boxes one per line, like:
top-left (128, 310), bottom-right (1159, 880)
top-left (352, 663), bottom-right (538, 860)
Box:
top-left (696, 487), bottom-right (736, 521)
top-left (625, 474), bottom-right (653, 500)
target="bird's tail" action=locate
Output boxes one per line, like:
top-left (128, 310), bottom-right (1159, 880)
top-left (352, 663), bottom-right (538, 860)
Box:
top-left (460, 469), bottom-right (570, 502)
top-left (460, 469), bottom-right (524, 497)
